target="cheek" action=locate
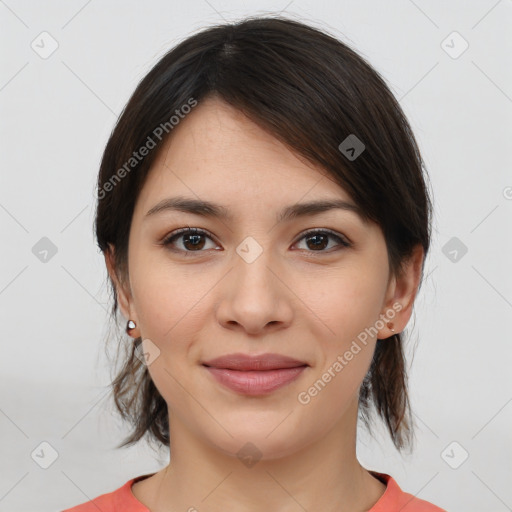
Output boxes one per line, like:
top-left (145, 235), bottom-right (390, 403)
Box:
top-left (130, 254), bottom-right (210, 341)
top-left (130, 262), bottom-right (205, 414)
top-left (305, 265), bottom-right (387, 345)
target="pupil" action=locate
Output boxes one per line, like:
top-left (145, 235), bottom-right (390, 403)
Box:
top-left (185, 234), bottom-right (204, 250)
top-left (308, 234), bottom-right (327, 250)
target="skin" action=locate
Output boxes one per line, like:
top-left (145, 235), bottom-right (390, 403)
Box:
top-left (105, 95), bottom-right (424, 512)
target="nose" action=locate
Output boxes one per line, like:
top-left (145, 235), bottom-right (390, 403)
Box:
top-left (215, 245), bottom-right (294, 336)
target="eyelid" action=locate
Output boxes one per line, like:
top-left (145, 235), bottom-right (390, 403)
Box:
top-left (168, 226), bottom-right (215, 239)
top-left (161, 226), bottom-right (218, 246)
top-left (161, 226), bottom-right (352, 253)
top-left (296, 228), bottom-right (351, 247)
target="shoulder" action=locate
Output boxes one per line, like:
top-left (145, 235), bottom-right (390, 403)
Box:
top-left (61, 476), bottom-right (150, 512)
top-left (369, 471), bottom-right (448, 512)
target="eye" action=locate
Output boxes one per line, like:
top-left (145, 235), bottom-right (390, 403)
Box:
top-left (162, 227), bottom-right (219, 255)
top-left (161, 227), bottom-right (351, 256)
top-left (293, 229), bottom-right (351, 254)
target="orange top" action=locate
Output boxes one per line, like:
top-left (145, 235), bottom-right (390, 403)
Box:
top-left (62, 471), bottom-right (447, 511)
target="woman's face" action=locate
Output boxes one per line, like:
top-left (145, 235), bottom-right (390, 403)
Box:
top-left (109, 96), bottom-right (419, 459)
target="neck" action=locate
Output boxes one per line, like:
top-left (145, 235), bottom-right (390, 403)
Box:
top-left (143, 398), bottom-right (386, 512)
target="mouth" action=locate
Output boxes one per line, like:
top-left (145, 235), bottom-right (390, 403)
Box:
top-left (202, 352), bottom-right (309, 371)
top-left (201, 353), bottom-right (309, 395)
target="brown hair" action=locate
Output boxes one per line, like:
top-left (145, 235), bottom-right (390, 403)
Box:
top-left (95, 15), bottom-right (433, 454)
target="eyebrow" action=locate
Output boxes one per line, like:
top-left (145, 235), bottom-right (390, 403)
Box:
top-left (144, 196), bottom-right (367, 224)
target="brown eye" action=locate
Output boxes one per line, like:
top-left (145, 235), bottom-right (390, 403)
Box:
top-left (162, 227), bottom-right (351, 257)
top-left (294, 229), bottom-right (351, 253)
top-left (162, 228), bottom-right (218, 254)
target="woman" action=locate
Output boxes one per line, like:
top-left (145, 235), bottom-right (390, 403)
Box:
top-left (63, 15), bottom-right (446, 512)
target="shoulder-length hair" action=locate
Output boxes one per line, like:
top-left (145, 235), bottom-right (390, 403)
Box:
top-left (95, 15), bottom-right (433, 454)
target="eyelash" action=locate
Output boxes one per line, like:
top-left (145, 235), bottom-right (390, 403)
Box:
top-left (161, 227), bottom-right (351, 257)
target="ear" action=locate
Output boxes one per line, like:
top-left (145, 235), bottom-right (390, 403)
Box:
top-left (378, 244), bottom-right (425, 339)
top-left (104, 244), bottom-right (140, 336)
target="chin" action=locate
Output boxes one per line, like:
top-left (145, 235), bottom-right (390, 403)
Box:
top-left (206, 424), bottom-right (309, 463)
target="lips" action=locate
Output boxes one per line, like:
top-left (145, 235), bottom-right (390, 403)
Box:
top-left (202, 352), bottom-right (308, 371)
top-left (202, 353), bottom-right (309, 395)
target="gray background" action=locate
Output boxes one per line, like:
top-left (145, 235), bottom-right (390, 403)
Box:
top-left (1, 1), bottom-right (511, 511)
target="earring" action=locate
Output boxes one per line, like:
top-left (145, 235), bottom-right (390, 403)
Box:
top-left (387, 321), bottom-right (396, 333)
top-left (126, 319), bottom-right (137, 336)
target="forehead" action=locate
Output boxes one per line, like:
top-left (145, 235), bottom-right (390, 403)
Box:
top-left (135, 96), bottom-right (356, 218)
